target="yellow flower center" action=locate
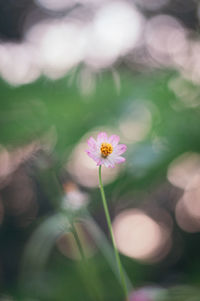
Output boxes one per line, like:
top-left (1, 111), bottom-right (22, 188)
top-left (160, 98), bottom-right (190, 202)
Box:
top-left (100, 142), bottom-right (113, 158)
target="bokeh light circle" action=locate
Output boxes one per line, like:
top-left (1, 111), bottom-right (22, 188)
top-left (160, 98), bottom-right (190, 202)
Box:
top-left (112, 209), bottom-right (172, 262)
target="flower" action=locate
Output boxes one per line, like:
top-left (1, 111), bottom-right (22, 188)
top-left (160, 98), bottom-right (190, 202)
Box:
top-left (128, 287), bottom-right (167, 301)
top-left (86, 132), bottom-right (127, 168)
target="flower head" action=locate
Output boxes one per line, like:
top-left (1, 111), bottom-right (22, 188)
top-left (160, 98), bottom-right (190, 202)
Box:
top-left (86, 132), bottom-right (127, 168)
top-left (129, 287), bottom-right (166, 301)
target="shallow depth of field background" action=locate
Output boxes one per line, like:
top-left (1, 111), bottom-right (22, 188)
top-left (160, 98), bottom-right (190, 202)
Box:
top-left (1, 0), bottom-right (200, 300)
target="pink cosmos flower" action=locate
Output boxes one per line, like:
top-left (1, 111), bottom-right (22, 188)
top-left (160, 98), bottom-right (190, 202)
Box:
top-left (129, 287), bottom-right (166, 301)
top-left (86, 132), bottom-right (127, 168)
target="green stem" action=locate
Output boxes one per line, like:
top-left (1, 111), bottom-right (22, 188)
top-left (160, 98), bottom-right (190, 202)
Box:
top-left (98, 166), bottom-right (128, 300)
top-left (71, 221), bottom-right (86, 261)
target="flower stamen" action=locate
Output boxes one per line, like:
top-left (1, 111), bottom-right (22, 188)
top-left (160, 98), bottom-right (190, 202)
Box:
top-left (100, 142), bottom-right (113, 158)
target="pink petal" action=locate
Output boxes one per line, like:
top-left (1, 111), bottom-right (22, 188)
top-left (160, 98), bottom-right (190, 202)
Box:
top-left (114, 156), bottom-right (126, 164)
top-left (86, 150), bottom-right (99, 162)
top-left (98, 157), bottom-right (116, 168)
top-left (114, 144), bottom-right (127, 155)
top-left (97, 132), bottom-right (108, 144)
top-left (85, 150), bottom-right (95, 159)
top-left (87, 137), bottom-right (97, 150)
top-left (96, 159), bottom-right (103, 166)
top-left (108, 135), bottom-right (120, 146)
top-left (103, 159), bottom-right (112, 168)
top-left (106, 157), bottom-right (115, 168)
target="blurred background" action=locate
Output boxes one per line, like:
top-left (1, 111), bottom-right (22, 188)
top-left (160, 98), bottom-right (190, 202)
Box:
top-left (1, 0), bottom-right (200, 300)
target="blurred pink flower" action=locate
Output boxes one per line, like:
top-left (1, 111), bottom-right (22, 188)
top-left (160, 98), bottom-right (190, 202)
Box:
top-left (129, 287), bottom-right (166, 301)
top-left (129, 289), bottom-right (153, 301)
top-left (86, 132), bottom-right (127, 168)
